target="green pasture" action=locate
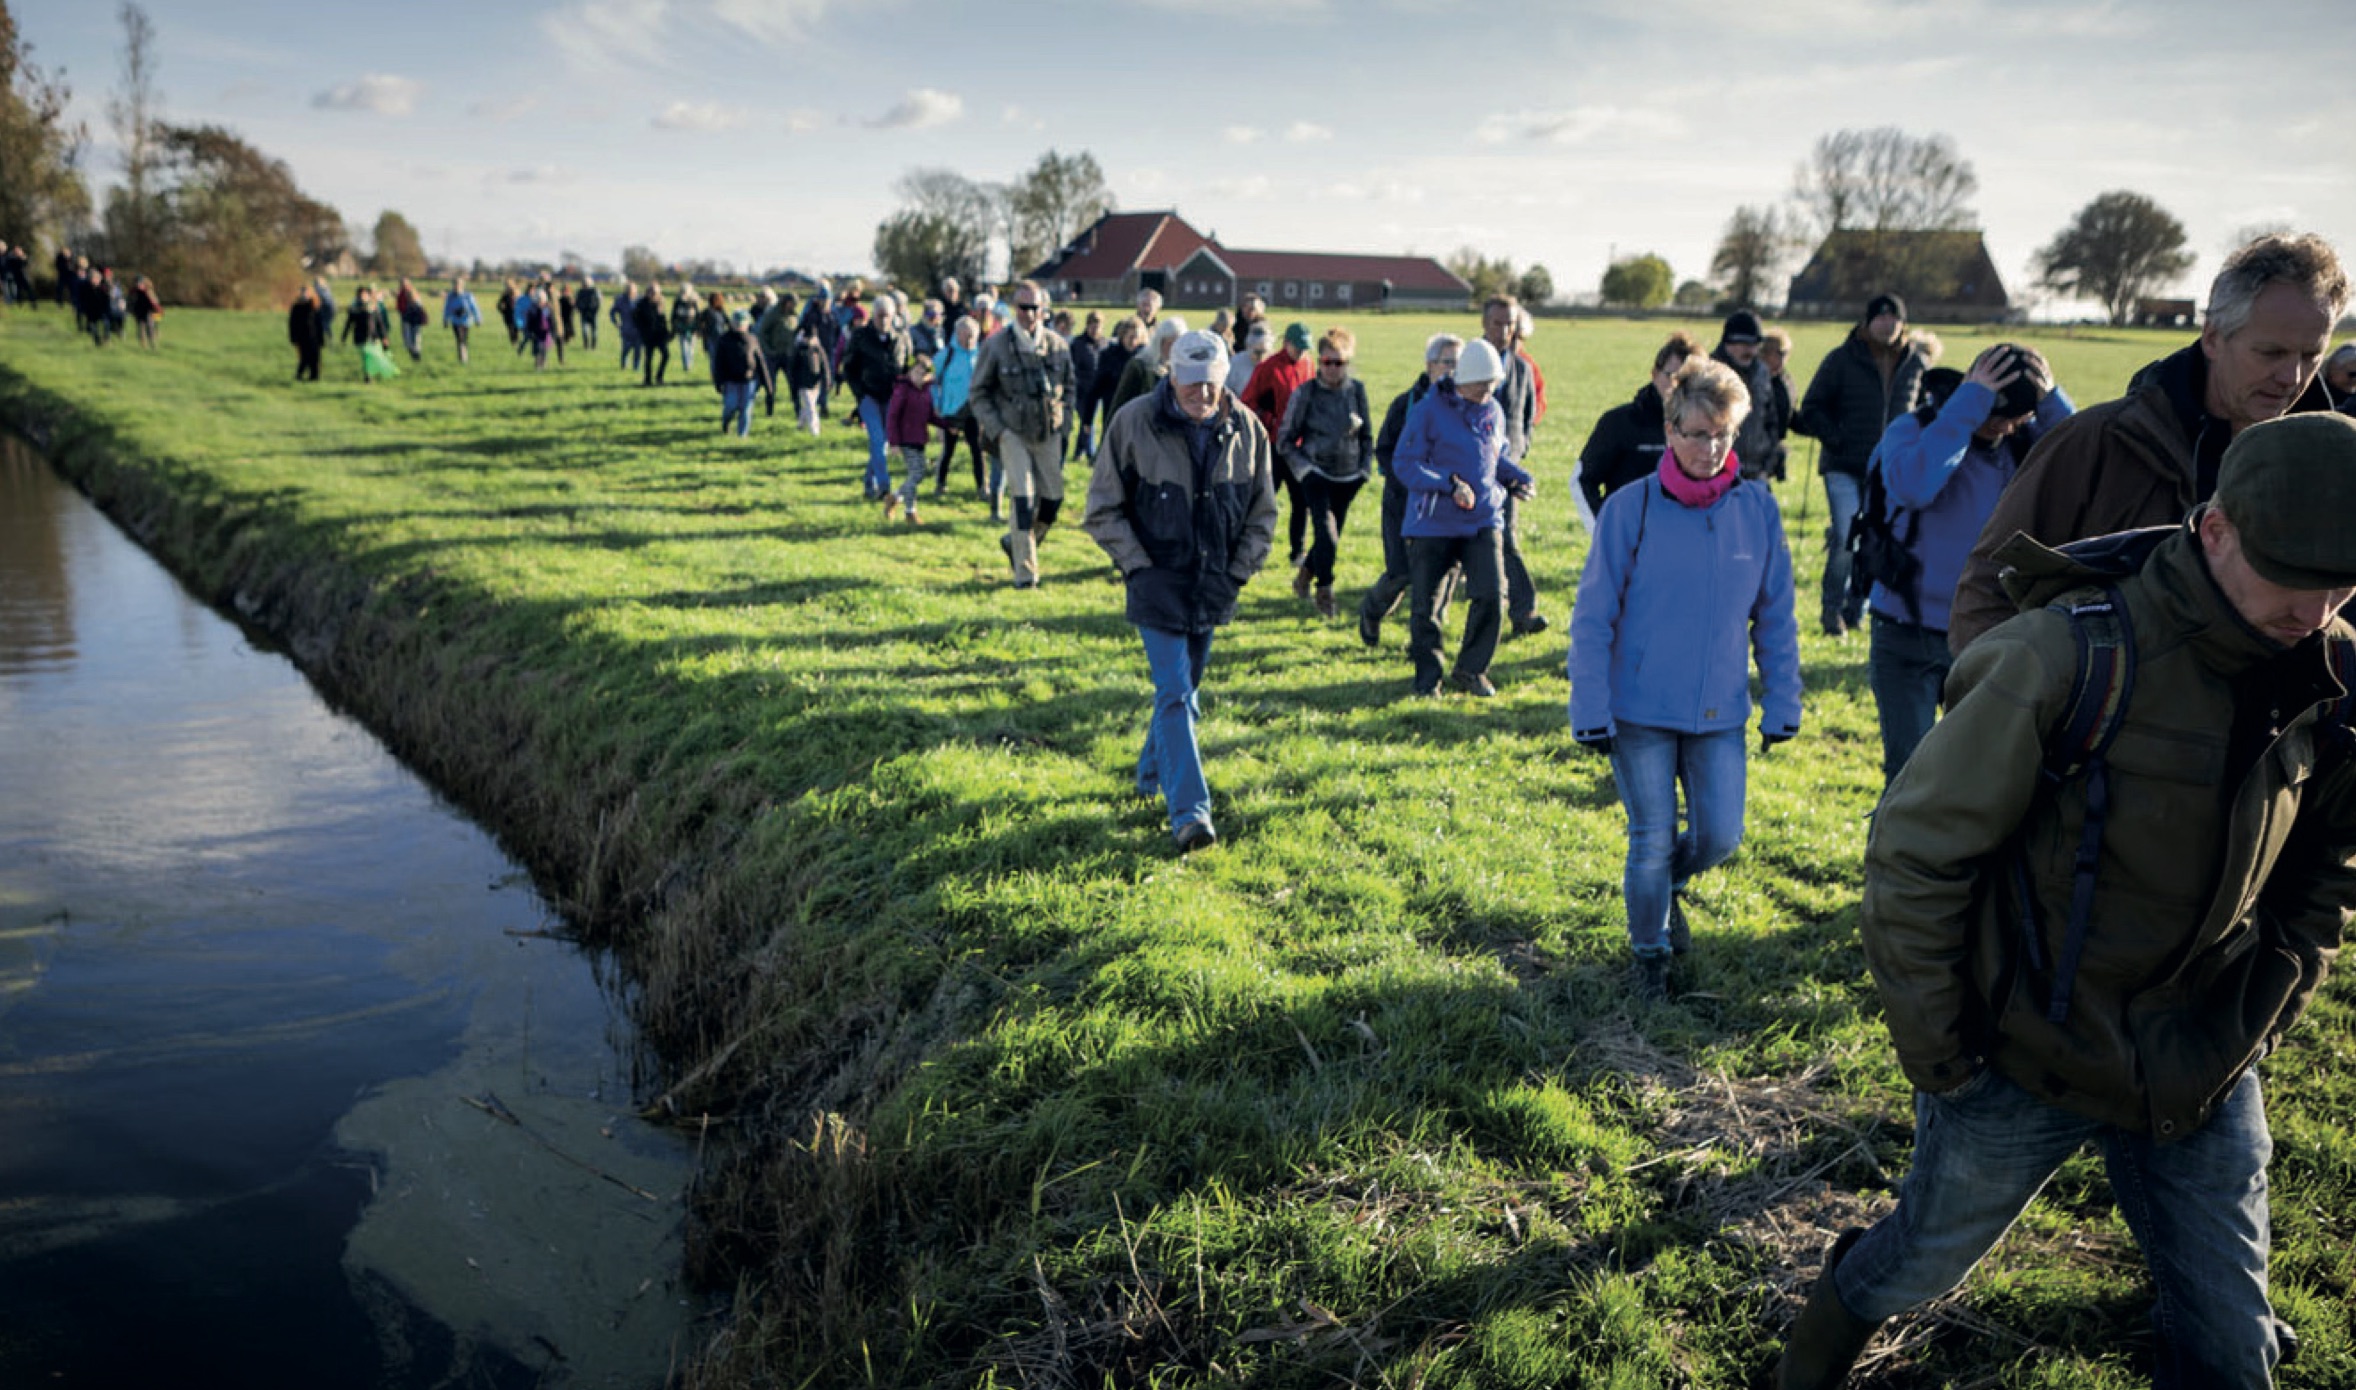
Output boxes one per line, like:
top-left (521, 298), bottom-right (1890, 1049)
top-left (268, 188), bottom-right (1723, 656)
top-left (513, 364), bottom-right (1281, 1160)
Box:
top-left (0, 301), bottom-right (2348, 1389)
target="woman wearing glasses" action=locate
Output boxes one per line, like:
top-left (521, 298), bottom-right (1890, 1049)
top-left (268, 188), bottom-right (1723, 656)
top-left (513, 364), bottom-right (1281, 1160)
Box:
top-left (1275, 327), bottom-right (1374, 618)
top-left (1568, 357), bottom-right (1801, 1002)
top-left (1574, 330), bottom-right (1702, 530)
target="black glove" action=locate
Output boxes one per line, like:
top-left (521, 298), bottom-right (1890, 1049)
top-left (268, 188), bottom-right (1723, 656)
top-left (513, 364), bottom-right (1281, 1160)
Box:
top-left (1762, 730), bottom-right (1794, 754)
top-left (1576, 732), bottom-right (1614, 757)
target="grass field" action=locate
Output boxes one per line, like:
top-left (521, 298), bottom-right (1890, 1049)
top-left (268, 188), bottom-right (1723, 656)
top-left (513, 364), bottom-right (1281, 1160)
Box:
top-left (1, 301), bottom-right (2350, 1389)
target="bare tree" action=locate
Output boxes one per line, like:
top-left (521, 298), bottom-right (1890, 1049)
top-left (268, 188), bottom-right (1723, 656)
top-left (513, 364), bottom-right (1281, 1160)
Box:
top-left (104, 1), bottom-right (161, 267)
top-left (2035, 191), bottom-right (2196, 326)
top-left (1002, 148), bottom-right (1113, 281)
top-left (1792, 127), bottom-right (1976, 237)
top-left (888, 167), bottom-right (1002, 285)
top-left (1710, 204), bottom-right (1803, 309)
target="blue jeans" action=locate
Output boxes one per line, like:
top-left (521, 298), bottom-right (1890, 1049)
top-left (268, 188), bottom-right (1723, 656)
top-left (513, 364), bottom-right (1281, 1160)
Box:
top-left (720, 381), bottom-right (755, 436)
top-left (1136, 626), bottom-right (1214, 836)
top-left (1608, 724), bottom-right (1747, 956)
top-left (1837, 1069), bottom-right (2279, 1389)
top-left (1868, 614), bottom-right (1952, 781)
top-left (857, 395), bottom-right (891, 496)
top-left (1820, 470), bottom-right (1863, 628)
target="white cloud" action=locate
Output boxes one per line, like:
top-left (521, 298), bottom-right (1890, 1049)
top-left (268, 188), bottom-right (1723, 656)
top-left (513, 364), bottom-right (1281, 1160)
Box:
top-left (1473, 105), bottom-right (1656, 145)
top-left (541, 0), bottom-right (844, 73)
top-left (653, 101), bottom-right (747, 131)
top-left (1223, 125), bottom-right (1263, 145)
top-left (312, 75), bottom-right (423, 116)
top-left (785, 109), bottom-right (827, 134)
top-left (1000, 103), bottom-right (1046, 132)
top-left (1206, 175), bottom-right (1275, 201)
top-left (1284, 121), bottom-right (1335, 143)
top-left (865, 88), bottom-right (962, 130)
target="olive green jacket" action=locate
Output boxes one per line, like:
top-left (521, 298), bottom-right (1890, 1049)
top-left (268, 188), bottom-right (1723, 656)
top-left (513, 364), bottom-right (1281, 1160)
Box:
top-left (1862, 523), bottom-right (2355, 1138)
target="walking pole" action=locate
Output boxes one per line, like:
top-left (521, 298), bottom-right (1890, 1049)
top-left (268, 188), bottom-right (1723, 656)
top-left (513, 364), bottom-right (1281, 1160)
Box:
top-left (1797, 437), bottom-right (1815, 524)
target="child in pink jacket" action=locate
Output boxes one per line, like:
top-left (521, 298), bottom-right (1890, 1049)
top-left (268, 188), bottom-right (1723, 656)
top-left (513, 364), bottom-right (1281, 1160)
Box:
top-left (884, 357), bottom-right (940, 524)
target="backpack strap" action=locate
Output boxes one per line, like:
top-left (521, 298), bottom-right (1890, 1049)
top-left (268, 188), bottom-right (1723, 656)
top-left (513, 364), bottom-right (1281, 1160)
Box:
top-left (2035, 584), bottom-right (2136, 1026)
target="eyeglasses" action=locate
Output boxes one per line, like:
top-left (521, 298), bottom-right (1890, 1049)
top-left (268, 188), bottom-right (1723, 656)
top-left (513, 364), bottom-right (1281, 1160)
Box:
top-left (1318, 357), bottom-right (1347, 367)
top-left (1013, 301), bottom-right (1042, 314)
top-left (1670, 426), bottom-right (1732, 448)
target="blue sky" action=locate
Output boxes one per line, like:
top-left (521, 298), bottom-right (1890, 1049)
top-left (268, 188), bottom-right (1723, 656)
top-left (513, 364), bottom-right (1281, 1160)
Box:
top-left (16, 0), bottom-right (2355, 314)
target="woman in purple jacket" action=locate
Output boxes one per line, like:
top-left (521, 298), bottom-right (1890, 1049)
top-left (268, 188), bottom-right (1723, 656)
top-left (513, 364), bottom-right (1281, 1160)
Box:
top-left (1568, 358), bottom-right (1801, 1001)
top-left (1393, 338), bottom-right (1535, 698)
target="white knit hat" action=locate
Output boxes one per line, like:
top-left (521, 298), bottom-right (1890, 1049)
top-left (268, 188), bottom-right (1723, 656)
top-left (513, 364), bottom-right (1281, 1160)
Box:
top-left (1456, 338), bottom-right (1504, 386)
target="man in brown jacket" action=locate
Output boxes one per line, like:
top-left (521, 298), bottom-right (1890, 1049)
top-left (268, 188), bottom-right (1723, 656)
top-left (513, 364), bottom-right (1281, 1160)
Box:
top-left (1777, 414), bottom-right (2356, 1389)
top-left (970, 280), bottom-right (1077, 589)
top-left (1947, 234), bottom-right (2348, 651)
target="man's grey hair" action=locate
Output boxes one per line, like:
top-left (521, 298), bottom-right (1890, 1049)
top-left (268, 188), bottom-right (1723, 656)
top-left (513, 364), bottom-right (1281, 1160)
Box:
top-left (2207, 233), bottom-right (2350, 339)
top-left (1425, 332), bottom-right (1464, 363)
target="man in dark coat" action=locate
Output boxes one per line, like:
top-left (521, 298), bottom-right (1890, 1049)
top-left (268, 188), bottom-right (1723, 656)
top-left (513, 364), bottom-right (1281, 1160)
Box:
top-left (1711, 309), bottom-right (1780, 481)
top-left (1794, 291), bottom-right (1931, 636)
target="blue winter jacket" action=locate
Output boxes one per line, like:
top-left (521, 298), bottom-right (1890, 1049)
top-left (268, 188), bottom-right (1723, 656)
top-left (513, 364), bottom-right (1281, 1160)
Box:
top-left (442, 290), bottom-right (481, 328)
top-left (932, 341), bottom-right (975, 416)
top-left (1568, 471), bottom-right (1803, 739)
top-left (1866, 381), bottom-right (2075, 631)
top-left (1394, 379), bottom-right (1534, 539)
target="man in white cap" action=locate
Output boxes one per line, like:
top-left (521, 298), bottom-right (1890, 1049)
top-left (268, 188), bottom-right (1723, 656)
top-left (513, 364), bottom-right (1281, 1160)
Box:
top-left (1083, 330), bottom-right (1279, 853)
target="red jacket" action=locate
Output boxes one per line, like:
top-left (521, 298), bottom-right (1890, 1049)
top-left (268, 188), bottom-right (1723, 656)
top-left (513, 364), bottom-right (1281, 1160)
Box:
top-left (1239, 350), bottom-right (1314, 440)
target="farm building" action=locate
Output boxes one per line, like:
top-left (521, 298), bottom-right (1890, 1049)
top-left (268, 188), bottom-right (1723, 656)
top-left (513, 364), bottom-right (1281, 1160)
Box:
top-left (1028, 209), bottom-right (1469, 311)
top-left (1785, 230), bottom-right (2011, 322)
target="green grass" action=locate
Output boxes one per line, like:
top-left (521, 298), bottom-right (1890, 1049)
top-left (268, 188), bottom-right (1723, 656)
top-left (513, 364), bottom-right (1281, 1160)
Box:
top-left (2, 303), bottom-right (2350, 1389)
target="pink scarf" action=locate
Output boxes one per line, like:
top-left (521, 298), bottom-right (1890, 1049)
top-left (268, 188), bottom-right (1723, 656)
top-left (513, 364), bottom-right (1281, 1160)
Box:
top-left (1657, 449), bottom-right (1741, 508)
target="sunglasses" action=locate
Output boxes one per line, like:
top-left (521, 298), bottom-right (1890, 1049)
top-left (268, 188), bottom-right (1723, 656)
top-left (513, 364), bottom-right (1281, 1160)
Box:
top-left (1319, 357), bottom-right (1347, 367)
top-left (1013, 302), bottom-right (1043, 313)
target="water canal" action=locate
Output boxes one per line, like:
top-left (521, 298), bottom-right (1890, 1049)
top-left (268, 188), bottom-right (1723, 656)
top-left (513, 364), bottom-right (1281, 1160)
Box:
top-left (0, 436), bottom-right (697, 1387)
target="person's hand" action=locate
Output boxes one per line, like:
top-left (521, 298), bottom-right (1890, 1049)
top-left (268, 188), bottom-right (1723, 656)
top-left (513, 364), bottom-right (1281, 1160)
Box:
top-left (2014, 346), bottom-right (2054, 396)
top-left (1964, 345), bottom-right (2022, 396)
top-left (1761, 730), bottom-right (1794, 754)
top-left (1510, 478), bottom-right (1536, 501)
top-left (1451, 476), bottom-right (1476, 511)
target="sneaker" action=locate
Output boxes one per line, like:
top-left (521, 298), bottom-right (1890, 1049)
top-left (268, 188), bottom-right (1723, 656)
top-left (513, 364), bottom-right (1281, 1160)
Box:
top-left (1411, 680), bottom-right (1441, 699)
top-left (1357, 609), bottom-right (1381, 648)
top-left (1292, 564), bottom-right (1312, 601)
top-left (882, 495), bottom-right (900, 521)
top-left (1821, 616), bottom-right (1848, 639)
top-left (1314, 586), bottom-right (1337, 619)
top-left (904, 510), bottom-right (921, 526)
top-left (1012, 577), bottom-right (1037, 590)
top-left (1667, 898), bottom-right (1691, 955)
top-left (1509, 612), bottom-right (1550, 638)
top-left (1629, 953), bottom-right (1671, 1003)
top-left (1449, 671), bottom-right (1497, 698)
top-left (1174, 820), bottom-right (1218, 854)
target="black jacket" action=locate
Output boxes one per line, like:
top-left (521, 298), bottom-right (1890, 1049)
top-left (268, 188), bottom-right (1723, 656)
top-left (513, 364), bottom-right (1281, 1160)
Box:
top-left (1711, 345), bottom-right (1779, 479)
top-left (1796, 329), bottom-right (1930, 477)
top-left (287, 300), bottom-right (326, 349)
top-left (710, 328), bottom-right (771, 389)
top-left (1578, 386), bottom-right (1668, 516)
top-left (844, 323), bottom-right (911, 402)
top-left (1373, 373), bottom-right (1433, 485)
top-left (634, 296), bottom-right (672, 347)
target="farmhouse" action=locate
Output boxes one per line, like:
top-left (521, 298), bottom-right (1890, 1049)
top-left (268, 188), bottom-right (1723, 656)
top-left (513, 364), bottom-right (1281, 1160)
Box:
top-left (1029, 210), bottom-right (1469, 311)
top-left (1785, 229), bottom-right (2011, 322)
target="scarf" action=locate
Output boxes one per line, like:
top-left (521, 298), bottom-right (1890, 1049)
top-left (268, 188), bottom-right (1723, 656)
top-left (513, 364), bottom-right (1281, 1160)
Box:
top-left (1657, 450), bottom-right (1740, 508)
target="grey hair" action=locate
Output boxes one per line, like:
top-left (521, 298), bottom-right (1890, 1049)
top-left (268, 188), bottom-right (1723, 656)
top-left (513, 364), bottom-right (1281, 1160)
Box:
top-left (1665, 358), bottom-right (1754, 430)
top-left (2206, 233), bottom-right (2350, 339)
top-left (1152, 314), bottom-right (1190, 359)
top-left (1424, 332), bottom-right (1464, 363)
top-left (2325, 342), bottom-right (2356, 372)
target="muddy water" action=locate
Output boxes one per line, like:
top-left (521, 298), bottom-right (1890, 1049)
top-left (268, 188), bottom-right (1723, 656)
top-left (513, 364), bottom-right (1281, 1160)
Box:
top-left (0, 437), bottom-right (696, 1387)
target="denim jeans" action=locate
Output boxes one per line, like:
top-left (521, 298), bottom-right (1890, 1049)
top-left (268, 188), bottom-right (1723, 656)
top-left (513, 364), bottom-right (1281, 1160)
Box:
top-left (1136, 626), bottom-right (1214, 836)
top-left (720, 381), bottom-right (756, 436)
top-left (1836, 1069), bottom-right (2279, 1389)
top-left (1868, 615), bottom-right (1952, 781)
top-left (857, 395), bottom-right (891, 497)
top-left (1820, 470), bottom-right (1863, 628)
top-left (1607, 723), bottom-right (1747, 956)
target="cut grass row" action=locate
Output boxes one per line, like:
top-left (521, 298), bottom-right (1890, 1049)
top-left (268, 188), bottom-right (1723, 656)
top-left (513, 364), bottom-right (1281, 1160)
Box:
top-left (0, 302), bottom-right (2348, 1388)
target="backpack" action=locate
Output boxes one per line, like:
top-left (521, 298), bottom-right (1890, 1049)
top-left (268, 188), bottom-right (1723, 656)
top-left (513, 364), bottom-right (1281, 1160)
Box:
top-left (1845, 455), bottom-right (1921, 621)
top-left (2020, 584), bottom-right (2356, 1026)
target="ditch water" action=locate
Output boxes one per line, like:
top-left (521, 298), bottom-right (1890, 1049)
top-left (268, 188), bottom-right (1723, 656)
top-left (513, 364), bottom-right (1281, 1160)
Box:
top-left (0, 435), bottom-right (697, 1387)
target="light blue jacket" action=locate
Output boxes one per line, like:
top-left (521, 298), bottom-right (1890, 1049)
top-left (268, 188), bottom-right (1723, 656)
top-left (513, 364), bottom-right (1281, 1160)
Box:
top-left (1568, 472), bottom-right (1802, 738)
top-left (1394, 378), bottom-right (1534, 538)
top-left (442, 290), bottom-right (481, 328)
top-left (1866, 381), bottom-right (2074, 631)
top-left (932, 340), bottom-right (975, 416)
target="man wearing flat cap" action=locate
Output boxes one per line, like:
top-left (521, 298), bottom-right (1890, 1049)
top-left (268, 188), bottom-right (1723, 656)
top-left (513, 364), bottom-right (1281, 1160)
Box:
top-left (1777, 412), bottom-right (2356, 1389)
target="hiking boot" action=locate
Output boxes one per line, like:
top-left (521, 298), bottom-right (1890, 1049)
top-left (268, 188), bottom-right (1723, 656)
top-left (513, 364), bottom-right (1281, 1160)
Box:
top-left (1449, 671), bottom-right (1497, 698)
top-left (1629, 953), bottom-right (1671, 1003)
top-left (882, 495), bottom-right (900, 521)
top-left (1509, 612), bottom-right (1550, 638)
top-left (1174, 820), bottom-right (1218, 854)
top-left (1668, 897), bottom-right (1692, 955)
top-left (1821, 615), bottom-right (1848, 639)
top-left (1411, 679), bottom-right (1441, 699)
top-left (1314, 585), bottom-right (1337, 619)
top-left (1357, 607), bottom-right (1381, 649)
top-left (1292, 563), bottom-right (1312, 601)
top-left (1775, 1229), bottom-right (1881, 1390)
top-left (904, 509), bottom-right (921, 526)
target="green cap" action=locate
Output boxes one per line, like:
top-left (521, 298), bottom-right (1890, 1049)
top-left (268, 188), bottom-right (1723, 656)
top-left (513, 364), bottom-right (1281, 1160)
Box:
top-left (2214, 412), bottom-right (2356, 589)
top-left (1283, 322), bottom-right (1311, 351)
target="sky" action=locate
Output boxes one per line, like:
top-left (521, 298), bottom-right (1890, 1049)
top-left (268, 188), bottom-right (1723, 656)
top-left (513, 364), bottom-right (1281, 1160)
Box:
top-left (15, 0), bottom-right (2356, 318)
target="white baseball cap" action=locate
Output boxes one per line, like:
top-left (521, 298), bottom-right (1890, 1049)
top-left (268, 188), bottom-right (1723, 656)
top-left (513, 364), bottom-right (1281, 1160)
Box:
top-left (1169, 330), bottom-right (1231, 387)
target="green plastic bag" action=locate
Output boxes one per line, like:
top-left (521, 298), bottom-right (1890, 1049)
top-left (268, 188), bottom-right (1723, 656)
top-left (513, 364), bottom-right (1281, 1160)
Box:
top-left (360, 342), bottom-right (399, 380)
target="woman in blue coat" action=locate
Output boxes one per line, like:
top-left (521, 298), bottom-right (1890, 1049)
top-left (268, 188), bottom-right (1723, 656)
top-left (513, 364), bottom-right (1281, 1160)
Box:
top-left (1569, 358), bottom-right (1801, 1000)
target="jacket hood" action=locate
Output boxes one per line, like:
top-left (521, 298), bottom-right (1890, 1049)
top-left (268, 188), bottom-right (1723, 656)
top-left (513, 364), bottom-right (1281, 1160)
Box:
top-left (1627, 384), bottom-right (1666, 421)
top-left (1995, 520), bottom-right (2287, 674)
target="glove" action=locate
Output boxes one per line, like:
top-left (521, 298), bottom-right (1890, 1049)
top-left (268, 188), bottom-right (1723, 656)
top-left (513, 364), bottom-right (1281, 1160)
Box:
top-left (1575, 732), bottom-right (1614, 757)
top-left (1761, 730), bottom-right (1794, 754)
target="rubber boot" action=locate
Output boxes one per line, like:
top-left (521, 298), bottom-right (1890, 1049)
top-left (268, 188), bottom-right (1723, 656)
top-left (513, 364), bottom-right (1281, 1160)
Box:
top-left (1776, 1229), bottom-right (1882, 1390)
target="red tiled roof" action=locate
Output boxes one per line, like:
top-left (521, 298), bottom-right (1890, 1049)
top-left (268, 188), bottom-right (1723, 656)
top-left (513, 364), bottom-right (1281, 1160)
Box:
top-left (1204, 247), bottom-right (1468, 294)
top-left (1031, 211), bottom-right (1213, 281)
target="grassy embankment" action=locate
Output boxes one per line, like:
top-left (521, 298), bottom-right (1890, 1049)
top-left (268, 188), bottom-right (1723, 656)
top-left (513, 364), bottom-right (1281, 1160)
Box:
top-left (1, 304), bottom-right (2350, 1389)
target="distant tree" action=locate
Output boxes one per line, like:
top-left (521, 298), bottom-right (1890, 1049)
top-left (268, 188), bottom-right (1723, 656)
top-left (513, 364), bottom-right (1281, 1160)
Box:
top-left (141, 122), bottom-right (340, 306)
top-left (1516, 263), bottom-right (1554, 306)
top-left (877, 168), bottom-right (996, 288)
top-left (1792, 127), bottom-right (1978, 301)
top-left (1599, 254), bottom-right (1673, 310)
top-left (369, 208), bottom-right (426, 277)
top-left (101, 2), bottom-right (161, 269)
top-left (621, 244), bottom-right (663, 283)
top-left (1003, 148), bottom-right (1113, 280)
top-left (2034, 191), bottom-right (2195, 326)
top-left (1673, 279), bottom-right (1717, 309)
top-left (1710, 204), bottom-right (1802, 310)
top-left (1444, 245), bottom-right (1517, 304)
top-left (0, 0), bottom-right (93, 259)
